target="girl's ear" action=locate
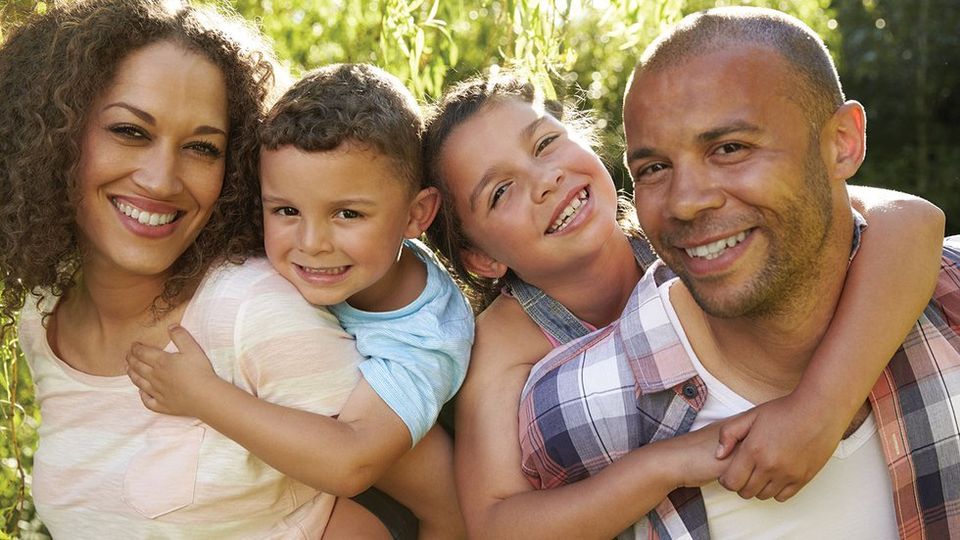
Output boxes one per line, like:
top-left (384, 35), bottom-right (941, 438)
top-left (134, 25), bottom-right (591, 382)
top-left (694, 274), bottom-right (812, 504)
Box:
top-left (462, 248), bottom-right (508, 279)
top-left (404, 187), bottom-right (441, 239)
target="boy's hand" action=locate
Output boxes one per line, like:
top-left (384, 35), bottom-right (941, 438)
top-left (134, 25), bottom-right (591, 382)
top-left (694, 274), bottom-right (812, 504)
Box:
top-left (126, 325), bottom-right (218, 417)
top-left (715, 394), bottom-right (843, 502)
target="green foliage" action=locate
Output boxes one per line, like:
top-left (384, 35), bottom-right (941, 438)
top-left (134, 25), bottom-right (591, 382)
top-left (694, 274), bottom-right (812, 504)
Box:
top-left (0, 0), bottom-right (955, 535)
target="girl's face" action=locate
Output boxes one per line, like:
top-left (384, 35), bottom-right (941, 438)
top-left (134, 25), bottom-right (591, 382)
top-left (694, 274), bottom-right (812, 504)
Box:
top-left (74, 40), bottom-right (228, 281)
top-left (438, 98), bottom-right (620, 285)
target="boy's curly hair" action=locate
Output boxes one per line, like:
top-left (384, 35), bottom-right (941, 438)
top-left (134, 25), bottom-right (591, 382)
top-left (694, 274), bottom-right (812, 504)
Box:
top-left (260, 63), bottom-right (423, 187)
top-left (0, 0), bottom-right (278, 332)
top-left (423, 73), bottom-right (641, 311)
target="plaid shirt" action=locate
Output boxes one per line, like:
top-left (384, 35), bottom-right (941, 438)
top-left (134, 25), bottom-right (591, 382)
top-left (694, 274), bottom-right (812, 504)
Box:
top-left (518, 235), bottom-right (960, 540)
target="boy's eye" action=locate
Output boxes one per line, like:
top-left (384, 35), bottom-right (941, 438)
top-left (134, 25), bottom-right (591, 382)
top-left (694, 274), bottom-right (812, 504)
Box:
top-left (273, 206), bottom-right (299, 217)
top-left (535, 134), bottom-right (559, 156)
top-left (108, 123), bottom-right (149, 140)
top-left (335, 209), bottom-right (361, 219)
top-left (186, 139), bottom-right (224, 159)
top-left (491, 182), bottom-right (511, 208)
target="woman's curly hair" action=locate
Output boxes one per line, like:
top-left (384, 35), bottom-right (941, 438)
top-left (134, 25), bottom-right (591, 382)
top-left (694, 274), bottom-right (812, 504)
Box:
top-left (0, 0), bottom-right (279, 333)
top-left (423, 73), bottom-right (642, 312)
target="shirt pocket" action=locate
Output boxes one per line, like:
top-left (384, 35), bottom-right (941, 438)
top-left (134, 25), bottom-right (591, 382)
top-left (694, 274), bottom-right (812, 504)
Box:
top-left (121, 424), bottom-right (205, 519)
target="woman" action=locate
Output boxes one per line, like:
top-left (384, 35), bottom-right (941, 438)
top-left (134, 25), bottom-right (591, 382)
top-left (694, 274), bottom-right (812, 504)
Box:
top-left (0, 1), bottom-right (400, 537)
top-left (423, 74), bottom-right (945, 539)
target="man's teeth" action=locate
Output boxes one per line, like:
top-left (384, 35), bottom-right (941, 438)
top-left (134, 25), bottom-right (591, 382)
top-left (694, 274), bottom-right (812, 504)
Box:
top-left (547, 189), bottom-right (588, 233)
top-left (684, 231), bottom-right (748, 260)
top-left (113, 199), bottom-right (177, 226)
top-left (299, 265), bottom-right (348, 275)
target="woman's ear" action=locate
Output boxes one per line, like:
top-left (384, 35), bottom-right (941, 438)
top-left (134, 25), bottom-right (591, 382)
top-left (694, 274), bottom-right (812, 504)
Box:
top-left (821, 100), bottom-right (867, 182)
top-left (462, 248), bottom-right (508, 279)
top-left (404, 187), bottom-right (442, 239)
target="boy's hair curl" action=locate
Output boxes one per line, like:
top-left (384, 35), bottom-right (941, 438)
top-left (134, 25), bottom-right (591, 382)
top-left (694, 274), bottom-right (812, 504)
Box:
top-left (0, 0), bottom-right (279, 332)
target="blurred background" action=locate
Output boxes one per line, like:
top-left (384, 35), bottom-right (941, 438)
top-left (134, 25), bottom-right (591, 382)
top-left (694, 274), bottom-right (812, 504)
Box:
top-left (1, 0), bottom-right (956, 536)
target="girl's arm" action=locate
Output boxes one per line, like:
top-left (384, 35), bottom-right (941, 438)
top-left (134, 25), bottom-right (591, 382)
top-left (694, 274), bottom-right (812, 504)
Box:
top-left (717, 186), bottom-right (945, 501)
top-left (456, 296), bottom-right (728, 540)
top-left (128, 325), bottom-right (411, 497)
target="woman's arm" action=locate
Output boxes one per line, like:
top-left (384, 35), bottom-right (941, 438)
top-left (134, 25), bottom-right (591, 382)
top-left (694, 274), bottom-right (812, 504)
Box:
top-left (717, 186), bottom-right (945, 501)
top-left (456, 297), bottom-right (727, 540)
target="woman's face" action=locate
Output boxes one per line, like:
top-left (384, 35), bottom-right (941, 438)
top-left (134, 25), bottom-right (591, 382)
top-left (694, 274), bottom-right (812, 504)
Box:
top-left (438, 98), bottom-right (620, 284)
top-left (75, 40), bottom-right (228, 280)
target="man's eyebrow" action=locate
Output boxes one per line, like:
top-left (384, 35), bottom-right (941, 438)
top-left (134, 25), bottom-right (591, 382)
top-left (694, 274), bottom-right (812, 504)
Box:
top-left (626, 146), bottom-right (658, 165)
top-left (697, 121), bottom-right (761, 143)
top-left (103, 101), bottom-right (227, 136)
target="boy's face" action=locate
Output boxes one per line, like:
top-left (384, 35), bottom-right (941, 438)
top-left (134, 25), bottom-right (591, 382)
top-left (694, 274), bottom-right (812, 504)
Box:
top-left (260, 144), bottom-right (419, 308)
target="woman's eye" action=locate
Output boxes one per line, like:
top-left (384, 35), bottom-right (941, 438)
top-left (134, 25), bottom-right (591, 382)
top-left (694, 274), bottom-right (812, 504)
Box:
top-left (108, 124), bottom-right (149, 140)
top-left (273, 206), bottom-right (299, 217)
top-left (491, 182), bottom-right (510, 207)
top-left (535, 134), bottom-right (559, 156)
top-left (336, 209), bottom-right (361, 219)
top-left (187, 140), bottom-right (224, 158)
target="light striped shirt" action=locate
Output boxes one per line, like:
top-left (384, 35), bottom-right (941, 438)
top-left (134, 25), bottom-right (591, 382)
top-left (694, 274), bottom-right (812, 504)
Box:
top-left (19, 258), bottom-right (362, 539)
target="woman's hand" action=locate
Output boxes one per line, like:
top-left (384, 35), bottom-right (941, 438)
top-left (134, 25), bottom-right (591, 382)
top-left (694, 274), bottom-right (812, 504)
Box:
top-left (126, 325), bottom-right (219, 416)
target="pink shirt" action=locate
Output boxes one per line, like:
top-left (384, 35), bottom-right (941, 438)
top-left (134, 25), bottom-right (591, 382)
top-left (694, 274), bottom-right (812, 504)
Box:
top-left (19, 258), bottom-right (362, 539)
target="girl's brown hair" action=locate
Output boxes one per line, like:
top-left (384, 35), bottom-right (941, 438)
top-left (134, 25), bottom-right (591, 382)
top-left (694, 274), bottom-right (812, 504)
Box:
top-left (0, 0), bottom-right (278, 332)
top-left (423, 73), bottom-right (641, 311)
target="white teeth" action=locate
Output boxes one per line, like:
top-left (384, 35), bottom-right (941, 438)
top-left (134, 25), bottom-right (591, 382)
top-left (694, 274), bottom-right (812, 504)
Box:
top-left (684, 231), bottom-right (748, 260)
top-left (547, 189), bottom-right (589, 234)
top-left (113, 199), bottom-right (177, 226)
top-left (299, 265), bottom-right (347, 275)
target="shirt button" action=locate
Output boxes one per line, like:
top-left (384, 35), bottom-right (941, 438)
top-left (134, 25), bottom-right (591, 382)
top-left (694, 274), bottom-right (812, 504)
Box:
top-left (682, 383), bottom-right (698, 399)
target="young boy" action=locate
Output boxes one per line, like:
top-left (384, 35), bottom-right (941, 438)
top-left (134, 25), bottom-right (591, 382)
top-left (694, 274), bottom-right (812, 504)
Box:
top-left (127, 64), bottom-right (473, 539)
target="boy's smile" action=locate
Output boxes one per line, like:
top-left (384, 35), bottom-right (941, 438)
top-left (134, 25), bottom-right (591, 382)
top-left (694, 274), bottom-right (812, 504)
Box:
top-left (260, 144), bottom-right (425, 310)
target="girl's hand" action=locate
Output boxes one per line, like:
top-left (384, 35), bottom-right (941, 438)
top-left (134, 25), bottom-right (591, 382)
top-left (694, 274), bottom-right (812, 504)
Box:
top-left (126, 325), bottom-right (218, 417)
top-left (714, 393), bottom-right (844, 502)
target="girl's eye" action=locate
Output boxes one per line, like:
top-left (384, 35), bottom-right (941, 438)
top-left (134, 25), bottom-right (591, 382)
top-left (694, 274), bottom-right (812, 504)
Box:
top-left (273, 206), bottom-right (299, 217)
top-left (336, 209), bottom-right (361, 219)
top-left (187, 140), bottom-right (224, 158)
top-left (535, 134), bottom-right (559, 156)
top-left (491, 182), bottom-right (510, 208)
top-left (108, 124), bottom-right (149, 140)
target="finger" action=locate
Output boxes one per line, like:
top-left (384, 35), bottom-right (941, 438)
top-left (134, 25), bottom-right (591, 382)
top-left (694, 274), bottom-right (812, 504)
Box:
top-left (735, 469), bottom-right (767, 499)
top-left (125, 353), bottom-right (153, 376)
top-left (717, 413), bottom-right (755, 459)
top-left (127, 368), bottom-right (155, 394)
top-left (774, 483), bottom-right (801, 502)
top-left (129, 342), bottom-right (171, 367)
top-left (139, 389), bottom-right (165, 414)
top-left (168, 324), bottom-right (204, 356)
top-left (754, 479), bottom-right (783, 501)
top-left (718, 451), bottom-right (754, 493)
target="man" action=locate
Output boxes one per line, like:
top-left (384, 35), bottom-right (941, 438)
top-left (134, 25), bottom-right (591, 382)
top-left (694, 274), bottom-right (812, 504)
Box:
top-left (520, 7), bottom-right (960, 539)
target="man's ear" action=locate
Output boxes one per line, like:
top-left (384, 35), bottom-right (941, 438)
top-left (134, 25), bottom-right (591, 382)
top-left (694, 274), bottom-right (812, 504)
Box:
top-left (462, 248), bottom-right (508, 279)
top-left (403, 187), bottom-right (442, 239)
top-left (822, 100), bottom-right (866, 182)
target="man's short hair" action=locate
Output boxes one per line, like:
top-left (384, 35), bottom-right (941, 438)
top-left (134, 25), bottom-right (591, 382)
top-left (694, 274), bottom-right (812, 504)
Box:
top-left (634, 7), bottom-right (844, 130)
top-left (260, 63), bottom-right (424, 192)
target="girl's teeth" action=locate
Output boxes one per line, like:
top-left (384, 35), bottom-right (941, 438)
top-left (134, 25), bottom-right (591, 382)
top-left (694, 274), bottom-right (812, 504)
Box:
top-left (113, 199), bottom-right (177, 226)
top-left (548, 189), bottom-right (589, 233)
top-left (684, 231), bottom-right (748, 260)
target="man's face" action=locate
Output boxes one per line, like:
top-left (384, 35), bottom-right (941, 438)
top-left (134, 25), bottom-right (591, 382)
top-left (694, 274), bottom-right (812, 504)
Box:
top-left (624, 46), bottom-right (835, 318)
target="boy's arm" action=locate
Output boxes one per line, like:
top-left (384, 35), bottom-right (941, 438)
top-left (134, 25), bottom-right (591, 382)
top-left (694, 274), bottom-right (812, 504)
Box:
top-left (717, 186), bottom-right (945, 501)
top-left (456, 298), bottom-right (728, 540)
top-left (128, 325), bottom-right (411, 497)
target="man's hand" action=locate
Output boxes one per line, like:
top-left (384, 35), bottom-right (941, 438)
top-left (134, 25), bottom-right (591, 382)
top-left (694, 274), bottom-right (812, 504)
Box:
top-left (126, 325), bottom-right (218, 417)
top-left (715, 394), bottom-right (845, 502)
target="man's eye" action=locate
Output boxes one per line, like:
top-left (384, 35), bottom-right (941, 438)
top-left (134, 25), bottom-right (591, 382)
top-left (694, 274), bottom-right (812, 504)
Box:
top-left (636, 162), bottom-right (669, 179)
top-left (336, 209), bottom-right (361, 219)
top-left (273, 207), bottom-right (299, 217)
top-left (716, 142), bottom-right (745, 155)
top-left (535, 134), bottom-right (559, 156)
